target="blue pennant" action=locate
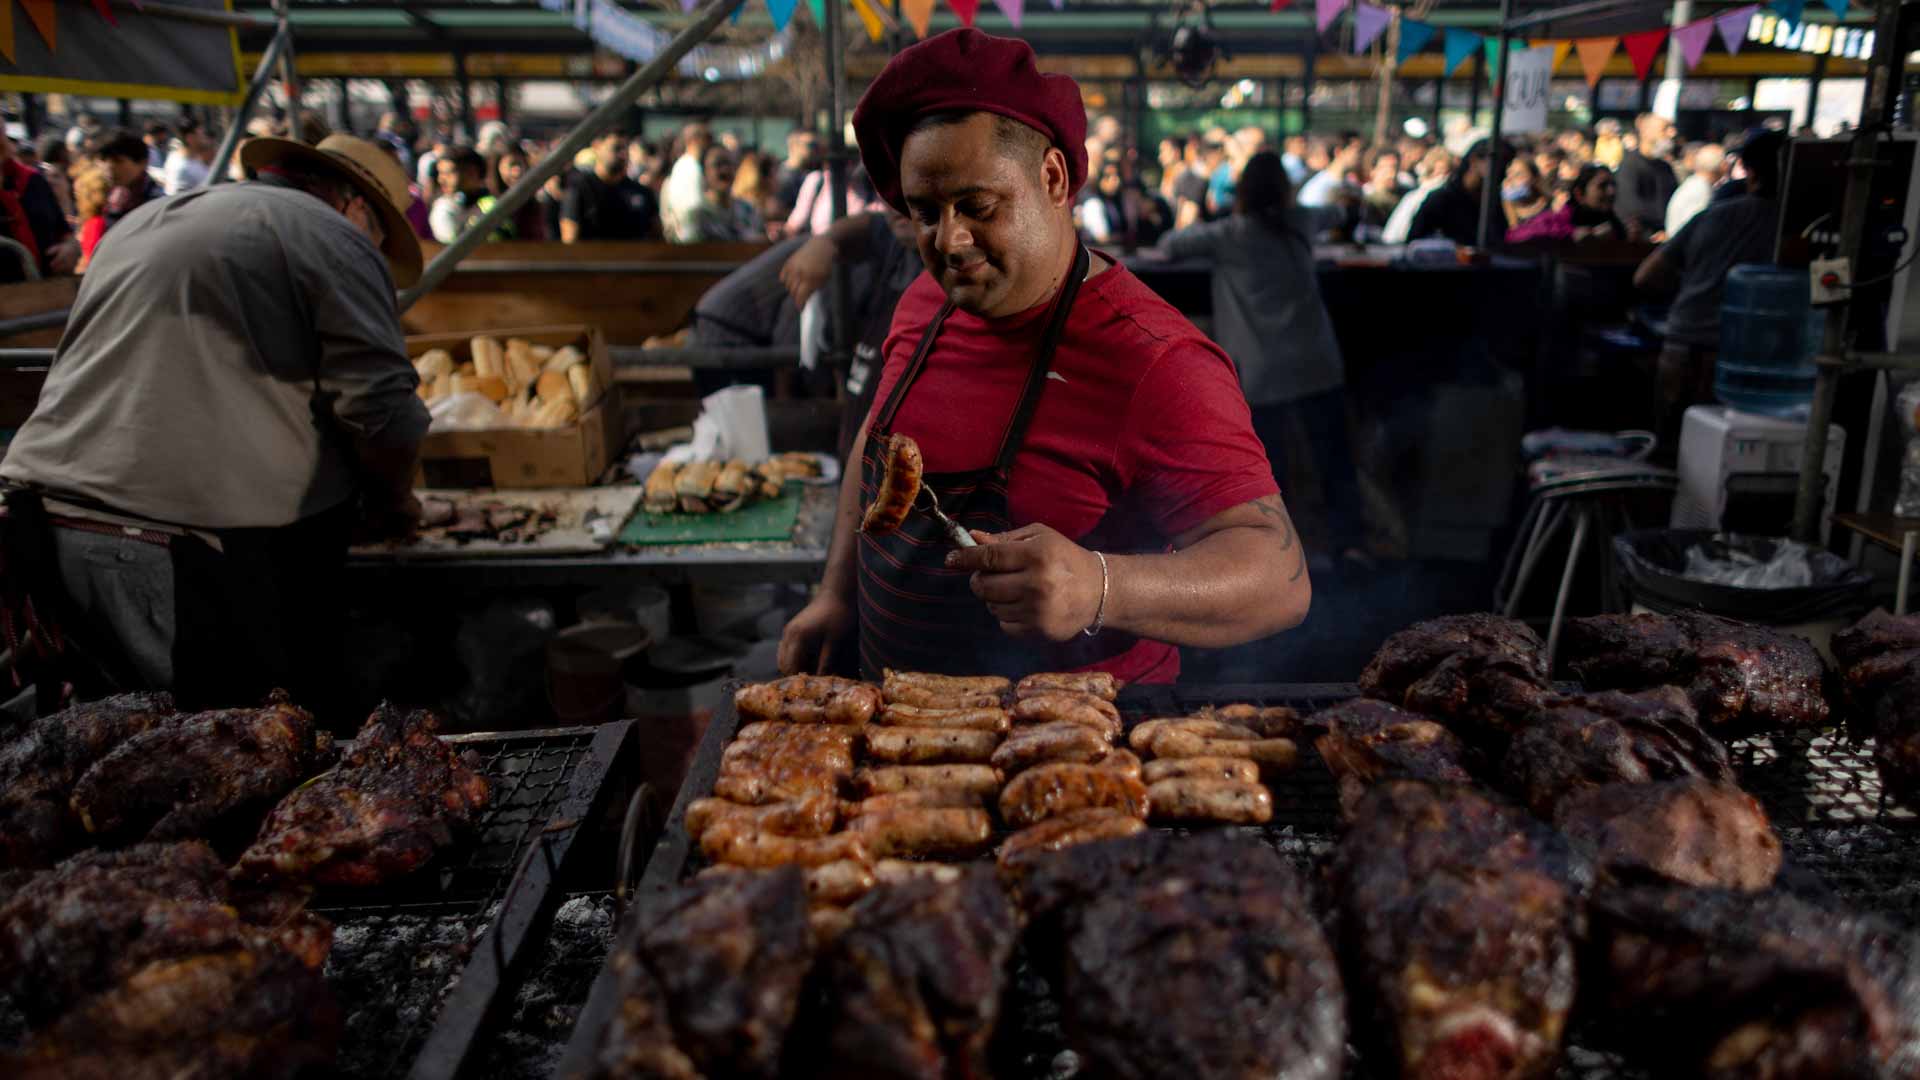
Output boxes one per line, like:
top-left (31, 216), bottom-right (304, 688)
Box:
top-left (1398, 19), bottom-right (1438, 64)
top-left (1443, 27), bottom-right (1483, 77)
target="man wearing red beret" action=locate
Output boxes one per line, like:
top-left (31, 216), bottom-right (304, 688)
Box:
top-left (779, 28), bottom-right (1310, 683)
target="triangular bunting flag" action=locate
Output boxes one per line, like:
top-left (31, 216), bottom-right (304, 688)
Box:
top-left (1316, 0), bottom-right (1349, 34)
top-left (850, 0), bottom-right (886, 39)
top-left (1822, 0), bottom-right (1847, 16)
top-left (1547, 39), bottom-right (1572, 74)
top-left (1483, 38), bottom-right (1526, 85)
top-left (805, 0), bottom-right (825, 23)
top-left (1443, 28), bottom-right (1482, 77)
top-left (89, 0), bottom-right (117, 26)
top-left (1717, 5), bottom-right (1758, 53)
top-left (1622, 27), bottom-right (1667, 81)
top-left (1049, 0), bottom-right (1063, 9)
top-left (1672, 19), bottom-right (1715, 70)
top-left (1575, 36), bottom-right (1617, 87)
top-left (902, 0), bottom-right (934, 36)
top-left (0, 3), bottom-right (12, 66)
top-left (683, 0), bottom-right (699, 13)
top-left (765, 0), bottom-right (798, 30)
top-left (18, 0), bottom-right (54, 50)
top-left (993, 0), bottom-right (1021, 27)
top-left (1271, 0), bottom-right (1295, 12)
top-left (1770, 0), bottom-right (1806, 29)
top-left (1397, 18), bottom-right (1436, 64)
top-left (1352, 2), bottom-right (1390, 53)
top-left (949, 0), bottom-right (978, 26)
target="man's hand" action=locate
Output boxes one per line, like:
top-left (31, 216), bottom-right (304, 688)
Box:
top-left (779, 233), bottom-right (835, 309)
top-left (46, 237), bottom-right (79, 275)
top-left (946, 524), bottom-right (1105, 642)
top-left (356, 492), bottom-right (423, 544)
top-left (779, 591), bottom-right (857, 675)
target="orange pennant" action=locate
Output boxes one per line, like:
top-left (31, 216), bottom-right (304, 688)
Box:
top-left (1547, 39), bottom-right (1572, 74)
top-left (901, 0), bottom-right (934, 37)
top-left (0, 2), bottom-right (13, 65)
top-left (1575, 36), bottom-right (1618, 88)
top-left (18, 0), bottom-right (54, 51)
top-left (849, 0), bottom-right (885, 41)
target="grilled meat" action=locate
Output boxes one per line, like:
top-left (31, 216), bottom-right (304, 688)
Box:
top-left (698, 821), bottom-right (871, 869)
top-left (995, 808), bottom-right (1148, 879)
top-left (608, 867), bottom-right (815, 1079)
top-left (1358, 614), bottom-right (1554, 746)
top-left (1144, 777), bottom-right (1273, 823)
top-left (1011, 692), bottom-right (1122, 738)
top-left (1560, 612), bottom-right (1828, 732)
top-left (1015, 671), bottom-right (1118, 700)
top-left (1017, 830), bottom-right (1347, 1080)
top-left (1127, 716), bottom-right (1259, 751)
top-left (1871, 669), bottom-right (1920, 809)
top-left (0, 692), bottom-right (176, 869)
top-left (999, 761), bottom-right (1149, 828)
top-left (1331, 781), bottom-right (1581, 1079)
top-left (685, 795), bottom-right (837, 840)
top-left (235, 703), bottom-right (489, 887)
top-left (1554, 778), bottom-right (1780, 891)
top-left (1585, 885), bottom-right (1920, 1078)
top-left (1831, 609), bottom-right (1920, 716)
top-left (992, 721), bottom-right (1113, 775)
top-left (67, 692), bottom-right (323, 847)
top-left (801, 865), bottom-right (1017, 1080)
top-left (844, 807), bottom-right (992, 859)
top-left (736, 677), bottom-right (881, 726)
top-left (4, 943), bottom-right (339, 1080)
top-left (1314, 698), bottom-right (1481, 818)
top-left (1501, 687), bottom-right (1734, 818)
top-left (853, 764), bottom-right (1003, 797)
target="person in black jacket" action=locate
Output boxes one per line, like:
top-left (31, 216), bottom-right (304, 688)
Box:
top-left (1408, 138), bottom-right (1508, 247)
top-left (1614, 112), bottom-right (1678, 238)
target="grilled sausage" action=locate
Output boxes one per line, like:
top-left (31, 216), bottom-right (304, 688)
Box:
top-left (860, 433), bottom-right (924, 535)
top-left (883, 670), bottom-right (1011, 697)
top-left (1148, 731), bottom-right (1300, 771)
top-left (1015, 671), bottom-right (1119, 701)
top-left (804, 859), bottom-right (877, 906)
top-left (991, 721), bottom-right (1112, 776)
top-left (735, 722), bottom-right (862, 750)
top-left (882, 685), bottom-right (1005, 710)
top-left (872, 703), bottom-right (1011, 733)
top-left (685, 794), bottom-right (836, 839)
top-left (847, 807), bottom-right (993, 858)
top-left (863, 725), bottom-right (1001, 765)
top-left (734, 677), bottom-right (880, 726)
top-left (711, 771), bottom-right (840, 806)
top-left (996, 807), bottom-right (1148, 869)
top-left (1207, 703), bottom-right (1303, 738)
top-left (999, 762), bottom-right (1150, 828)
top-left (1099, 747), bottom-right (1143, 780)
top-left (854, 764), bottom-right (1004, 797)
top-left (698, 822), bottom-right (871, 868)
top-left (1141, 756), bottom-right (1261, 785)
top-left (841, 789), bottom-right (985, 818)
top-left (1012, 692), bottom-right (1122, 739)
top-left (1145, 778), bottom-right (1274, 824)
top-left (721, 739), bottom-right (853, 776)
top-left (874, 859), bottom-right (966, 886)
top-left (1126, 717), bottom-right (1260, 753)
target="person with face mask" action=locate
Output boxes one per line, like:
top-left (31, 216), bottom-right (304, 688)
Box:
top-left (1500, 157), bottom-right (1551, 229)
top-left (1615, 111), bottom-right (1679, 238)
top-left (1507, 163), bottom-right (1640, 245)
top-left (0, 134), bottom-right (428, 718)
top-left (778, 28), bottom-right (1309, 684)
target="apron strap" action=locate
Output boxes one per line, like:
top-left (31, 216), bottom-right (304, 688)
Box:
top-left (996, 243), bottom-right (1091, 471)
top-left (870, 298), bottom-right (956, 435)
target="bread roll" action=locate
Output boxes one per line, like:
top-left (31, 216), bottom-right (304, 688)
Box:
top-left (543, 345), bottom-right (586, 374)
top-left (505, 338), bottom-right (541, 391)
top-left (531, 396), bottom-right (578, 428)
top-left (413, 348), bottom-right (455, 383)
top-left (469, 336), bottom-right (504, 379)
top-left (567, 362), bottom-right (595, 407)
top-left (450, 373), bottom-right (482, 396)
top-left (473, 375), bottom-right (510, 403)
top-left (535, 369), bottom-right (571, 404)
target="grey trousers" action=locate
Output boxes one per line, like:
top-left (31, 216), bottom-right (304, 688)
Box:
top-left (51, 526), bottom-right (175, 689)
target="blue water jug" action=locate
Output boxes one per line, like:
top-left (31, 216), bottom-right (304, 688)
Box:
top-left (1715, 264), bottom-right (1823, 415)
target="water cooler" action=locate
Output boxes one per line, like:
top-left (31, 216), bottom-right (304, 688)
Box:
top-left (1671, 406), bottom-right (1845, 543)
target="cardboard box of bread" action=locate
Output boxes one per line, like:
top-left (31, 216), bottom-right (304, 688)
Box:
top-left (406, 324), bottom-right (622, 489)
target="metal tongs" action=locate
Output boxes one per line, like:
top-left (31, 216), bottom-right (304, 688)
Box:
top-left (915, 486), bottom-right (977, 548)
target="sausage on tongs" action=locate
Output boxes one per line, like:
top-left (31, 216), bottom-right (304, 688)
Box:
top-left (860, 433), bottom-right (924, 535)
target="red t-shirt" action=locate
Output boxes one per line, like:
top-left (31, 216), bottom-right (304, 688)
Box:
top-left (869, 257), bottom-right (1279, 684)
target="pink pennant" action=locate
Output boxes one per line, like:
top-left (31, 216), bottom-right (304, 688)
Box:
top-left (1716, 4), bottom-right (1758, 55)
top-left (949, 0), bottom-right (978, 24)
top-left (1316, 0), bottom-right (1350, 34)
top-left (1673, 19), bottom-right (1715, 70)
top-left (993, 0), bottom-right (1021, 26)
top-left (680, 0), bottom-right (698, 12)
top-left (1351, 2), bottom-right (1390, 53)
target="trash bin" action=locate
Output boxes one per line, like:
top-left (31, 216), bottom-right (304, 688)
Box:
top-left (1613, 528), bottom-right (1871, 661)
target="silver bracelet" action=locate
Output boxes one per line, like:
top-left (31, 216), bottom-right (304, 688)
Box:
top-left (1082, 550), bottom-right (1109, 637)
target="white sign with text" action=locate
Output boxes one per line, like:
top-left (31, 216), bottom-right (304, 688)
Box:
top-left (1500, 46), bottom-right (1553, 135)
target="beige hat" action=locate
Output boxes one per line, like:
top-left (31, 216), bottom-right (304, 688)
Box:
top-left (240, 133), bottom-right (423, 287)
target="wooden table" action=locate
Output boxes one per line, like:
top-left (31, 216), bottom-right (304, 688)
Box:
top-left (1833, 512), bottom-right (1920, 613)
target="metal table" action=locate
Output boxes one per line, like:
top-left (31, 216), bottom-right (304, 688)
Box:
top-left (343, 484), bottom-right (834, 589)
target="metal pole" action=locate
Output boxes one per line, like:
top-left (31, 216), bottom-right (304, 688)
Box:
top-left (397, 0), bottom-right (750, 313)
top-left (274, 0), bottom-right (300, 124)
top-left (1468, 52), bottom-right (1483, 127)
top-left (1793, 0), bottom-right (1905, 541)
top-left (1478, 0), bottom-right (1512, 248)
top-left (208, 21), bottom-right (292, 185)
top-left (1302, 40), bottom-right (1317, 133)
top-left (825, 0), bottom-right (852, 376)
top-left (111, 0), bottom-right (277, 30)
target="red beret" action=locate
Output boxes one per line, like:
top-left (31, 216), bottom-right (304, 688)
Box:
top-left (852, 28), bottom-right (1087, 215)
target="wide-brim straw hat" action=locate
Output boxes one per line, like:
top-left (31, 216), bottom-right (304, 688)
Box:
top-left (240, 133), bottom-right (423, 287)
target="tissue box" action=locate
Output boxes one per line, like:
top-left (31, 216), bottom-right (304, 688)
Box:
top-left (408, 325), bottom-right (623, 488)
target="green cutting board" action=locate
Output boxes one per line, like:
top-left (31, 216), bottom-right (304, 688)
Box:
top-left (618, 485), bottom-right (805, 545)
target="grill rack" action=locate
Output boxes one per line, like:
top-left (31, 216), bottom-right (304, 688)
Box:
top-left (319, 722), bottom-right (633, 1080)
top-left (557, 683), bottom-right (1920, 1080)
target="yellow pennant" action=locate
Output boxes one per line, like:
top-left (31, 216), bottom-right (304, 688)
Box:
top-left (849, 0), bottom-right (886, 41)
top-left (901, 0), bottom-right (934, 37)
top-left (1547, 39), bottom-right (1572, 74)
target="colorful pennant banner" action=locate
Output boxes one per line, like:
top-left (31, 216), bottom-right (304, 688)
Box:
top-left (1548, 39), bottom-right (1571, 74)
top-left (848, 0), bottom-right (884, 39)
top-left (1483, 37), bottom-right (1528, 85)
top-left (948, 0), bottom-right (978, 26)
top-left (1316, 0), bottom-right (1350, 35)
top-left (1621, 26), bottom-right (1667, 80)
top-left (764, 0), bottom-right (797, 28)
top-left (1672, 17), bottom-right (1715, 69)
top-left (901, 0), bottom-right (934, 36)
top-left (1769, 0), bottom-right (1806, 28)
top-left (992, 0), bottom-right (1021, 28)
top-left (1717, 4), bottom-right (1758, 53)
top-left (1821, 0), bottom-right (1847, 16)
top-left (1351, 1), bottom-right (1390, 53)
top-left (1271, 0), bottom-right (1295, 11)
top-left (19, 0), bottom-right (54, 50)
top-left (1396, 17), bottom-right (1436, 64)
top-left (1442, 27), bottom-right (1481, 76)
top-left (1575, 36), bottom-right (1618, 87)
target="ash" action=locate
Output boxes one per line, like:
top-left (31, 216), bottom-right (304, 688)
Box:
top-left (472, 894), bottom-right (619, 1080)
top-left (326, 906), bottom-right (494, 1078)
